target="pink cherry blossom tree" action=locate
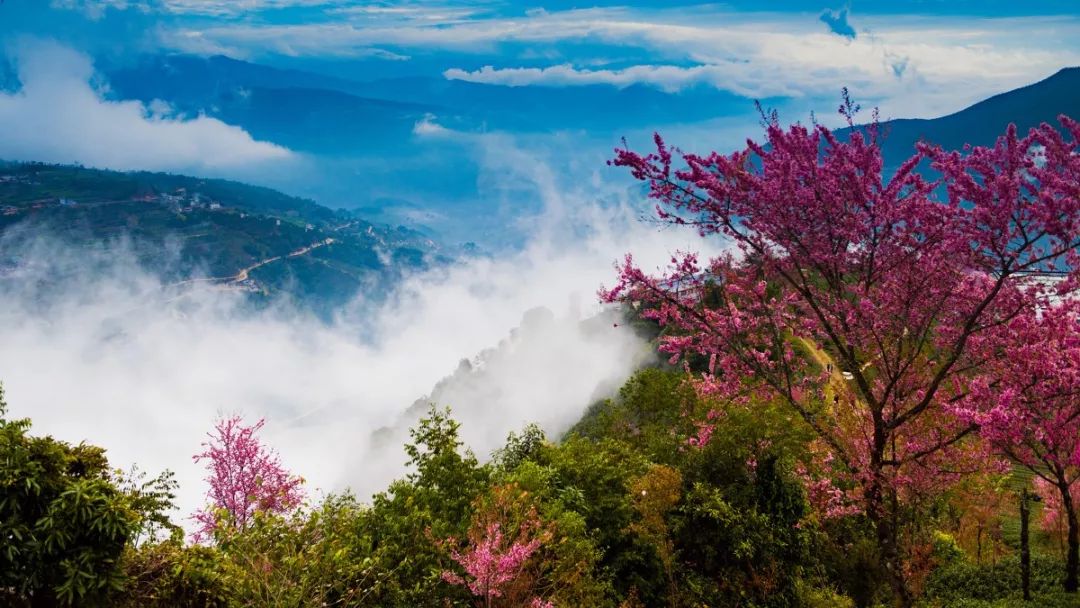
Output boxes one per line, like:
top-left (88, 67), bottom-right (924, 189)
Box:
top-left (191, 414), bottom-right (305, 543)
top-left (443, 521), bottom-right (542, 606)
top-left (441, 484), bottom-right (554, 608)
top-left (603, 100), bottom-right (1080, 605)
top-left (954, 302), bottom-right (1080, 591)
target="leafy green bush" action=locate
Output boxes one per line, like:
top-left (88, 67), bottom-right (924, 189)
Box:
top-left (359, 406), bottom-right (490, 606)
top-left (213, 495), bottom-right (379, 607)
top-left (795, 579), bottom-right (856, 608)
top-left (117, 539), bottom-right (228, 608)
top-left (923, 555), bottom-right (1066, 603)
top-left (569, 368), bottom-right (701, 464)
top-left (933, 531), bottom-right (967, 565)
top-left (0, 386), bottom-right (173, 606)
top-left (919, 593), bottom-right (1080, 608)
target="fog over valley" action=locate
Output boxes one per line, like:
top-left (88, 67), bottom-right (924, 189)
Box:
top-left (0, 163), bottom-right (724, 521)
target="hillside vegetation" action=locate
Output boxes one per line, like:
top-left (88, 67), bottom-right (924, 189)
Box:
top-left (0, 162), bottom-right (447, 310)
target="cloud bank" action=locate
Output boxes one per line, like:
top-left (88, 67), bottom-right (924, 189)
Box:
top-left (0, 39), bottom-right (291, 172)
top-left (156, 6), bottom-right (1080, 119)
top-left (442, 62), bottom-right (824, 97)
top-left (435, 10), bottom-right (1079, 118)
top-left (0, 140), bottom-right (726, 524)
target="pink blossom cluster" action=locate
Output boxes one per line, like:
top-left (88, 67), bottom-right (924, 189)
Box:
top-left (795, 452), bottom-right (862, 520)
top-left (1035, 477), bottom-right (1080, 537)
top-left (953, 301), bottom-right (1080, 474)
top-left (191, 414), bottom-right (305, 542)
top-left (687, 409), bottom-right (723, 447)
top-left (442, 521), bottom-right (542, 600)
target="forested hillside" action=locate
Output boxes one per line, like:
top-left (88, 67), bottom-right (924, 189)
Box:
top-left (0, 162), bottom-right (448, 311)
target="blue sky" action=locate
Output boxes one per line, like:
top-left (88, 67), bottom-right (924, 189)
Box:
top-left (7, 0), bottom-right (1078, 120)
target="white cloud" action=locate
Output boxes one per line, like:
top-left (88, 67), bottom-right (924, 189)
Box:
top-left (163, 7), bottom-right (1080, 119)
top-left (160, 0), bottom-right (343, 17)
top-left (412, 112), bottom-right (452, 136)
top-left (164, 7), bottom-right (637, 55)
top-left (49, 0), bottom-right (151, 19)
top-left (443, 63), bottom-right (802, 96)
top-left (0, 39), bottom-right (291, 172)
top-left (155, 0), bottom-right (490, 21)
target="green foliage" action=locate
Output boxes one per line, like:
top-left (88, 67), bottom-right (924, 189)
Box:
top-left (814, 518), bottom-right (888, 607)
top-left (555, 368), bottom-right (822, 607)
top-left (11, 364), bottom-right (1074, 608)
top-left (795, 579), bottom-right (857, 608)
top-left (360, 405), bottom-right (490, 606)
top-left (118, 494), bottom-right (387, 608)
top-left (535, 506), bottom-right (611, 607)
top-left (537, 435), bottom-right (663, 603)
top-left (674, 479), bottom-right (809, 607)
top-left (116, 539), bottom-right (228, 608)
top-left (570, 368), bottom-right (699, 464)
top-left (488, 426), bottom-right (616, 604)
top-left (667, 408), bottom-right (814, 606)
top-left (918, 595), bottom-right (1080, 608)
top-left (922, 554), bottom-right (1071, 604)
top-left (933, 531), bottom-right (967, 565)
top-left (0, 385), bottom-right (174, 606)
top-left (493, 452), bottom-right (617, 605)
top-left (213, 494), bottom-right (379, 607)
top-left (492, 422), bottom-right (547, 471)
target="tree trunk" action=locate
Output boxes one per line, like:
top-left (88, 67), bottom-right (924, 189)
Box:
top-left (1020, 491), bottom-right (1032, 601)
top-left (976, 525), bottom-right (983, 564)
top-left (866, 455), bottom-right (913, 608)
top-left (877, 513), bottom-right (913, 607)
top-left (1060, 481), bottom-right (1079, 593)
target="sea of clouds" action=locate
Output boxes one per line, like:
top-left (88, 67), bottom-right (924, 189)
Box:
top-left (0, 144), bottom-right (726, 527)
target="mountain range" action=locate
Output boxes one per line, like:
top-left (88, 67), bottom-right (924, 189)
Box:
top-left (103, 55), bottom-right (1080, 161)
top-left (103, 54), bottom-right (757, 155)
top-left (0, 59), bottom-right (1076, 313)
top-left (99, 56), bottom-right (1080, 240)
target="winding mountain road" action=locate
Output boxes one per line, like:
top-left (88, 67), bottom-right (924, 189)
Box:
top-left (168, 237), bottom-right (335, 288)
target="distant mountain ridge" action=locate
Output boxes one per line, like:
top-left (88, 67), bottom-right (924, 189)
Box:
top-left (848, 67), bottom-right (1080, 163)
top-left (95, 53), bottom-right (785, 242)
top-left (102, 54), bottom-right (760, 155)
top-left (104, 55), bottom-right (442, 155)
top-left (108, 56), bottom-right (1080, 159)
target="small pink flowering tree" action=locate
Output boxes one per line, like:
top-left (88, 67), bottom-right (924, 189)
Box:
top-left (441, 484), bottom-right (554, 608)
top-left (603, 100), bottom-right (1080, 605)
top-left (443, 521), bottom-right (542, 606)
top-left (191, 414), bottom-right (305, 542)
top-left (955, 302), bottom-right (1080, 591)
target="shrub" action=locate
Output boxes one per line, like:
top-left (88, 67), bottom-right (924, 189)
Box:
top-left (117, 539), bottom-right (228, 608)
top-left (0, 387), bottom-right (171, 606)
top-left (923, 554), bottom-right (1066, 603)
